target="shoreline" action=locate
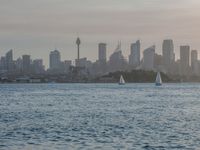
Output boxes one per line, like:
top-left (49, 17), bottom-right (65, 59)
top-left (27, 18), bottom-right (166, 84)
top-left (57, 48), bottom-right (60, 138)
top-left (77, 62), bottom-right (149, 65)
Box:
top-left (1, 81), bottom-right (199, 84)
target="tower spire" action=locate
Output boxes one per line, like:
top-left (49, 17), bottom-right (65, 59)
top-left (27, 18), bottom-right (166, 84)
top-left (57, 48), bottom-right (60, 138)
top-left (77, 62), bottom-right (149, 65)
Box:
top-left (76, 37), bottom-right (81, 66)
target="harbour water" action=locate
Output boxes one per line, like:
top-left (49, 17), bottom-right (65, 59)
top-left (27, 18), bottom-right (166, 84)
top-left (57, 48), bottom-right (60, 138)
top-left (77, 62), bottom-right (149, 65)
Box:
top-left (0, 83), bottom-right (200, 149)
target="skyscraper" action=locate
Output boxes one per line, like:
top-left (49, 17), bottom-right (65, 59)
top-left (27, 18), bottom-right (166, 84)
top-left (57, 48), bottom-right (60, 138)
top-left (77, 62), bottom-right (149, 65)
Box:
top-left (5, 49), bottom-right (13, 72)
top-left (0, 57), bottom-right (6, 72)
top-left (15, 57), bottom-right (23, 72)
top-left (191, 50), bottom-right (198, 75)
top-left (62, 60), bottom-right (72, 73)
top-left (49, 50), bottom-right (61, 70)
top-left (180, 45), bottom-right (190, 76)
top-left (109, 43), bottom-right (127, 71)
top-left (129, 40), bottom-right (140, 67)
top-left (98, 43), bottom-right (107, 63)
top-left (191, 50), bottom-right (198, 68)
top-left (162, 39), bottom-right (174, 72)
top-left (33, 59), bottom-right (45, 74)
top-left (142, 45), bottom-right (155, 71)
top-left (22, 55), bottom-right (31, 73)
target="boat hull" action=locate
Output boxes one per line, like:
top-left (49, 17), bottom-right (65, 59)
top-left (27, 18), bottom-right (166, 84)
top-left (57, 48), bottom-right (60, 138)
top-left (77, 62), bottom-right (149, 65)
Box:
top-left (155, 83), bottom-right (162, 86)
top-left (119, 83), bottom-right (125, 85)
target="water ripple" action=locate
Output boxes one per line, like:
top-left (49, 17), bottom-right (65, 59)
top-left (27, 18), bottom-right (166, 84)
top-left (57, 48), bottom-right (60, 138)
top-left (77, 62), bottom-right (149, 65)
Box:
top-left (0, 83), bottom-right (200, 149)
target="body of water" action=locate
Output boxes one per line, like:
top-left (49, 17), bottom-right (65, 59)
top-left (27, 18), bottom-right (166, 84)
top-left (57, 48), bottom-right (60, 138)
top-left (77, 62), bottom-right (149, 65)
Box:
top-left (0, 83), bottom-right (200, 149)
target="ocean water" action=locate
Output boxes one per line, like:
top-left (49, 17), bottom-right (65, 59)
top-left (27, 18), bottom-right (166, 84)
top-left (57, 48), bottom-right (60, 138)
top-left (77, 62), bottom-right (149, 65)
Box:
top-left (0, 83), bottom-right (200, 150)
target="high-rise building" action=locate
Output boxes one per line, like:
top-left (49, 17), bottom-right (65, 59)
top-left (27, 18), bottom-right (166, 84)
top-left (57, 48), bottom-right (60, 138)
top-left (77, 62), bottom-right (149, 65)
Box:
top-left (0, 56), bottom-right (6, 72)
top-left (109, 43), bottom-right (127, 71)
top-left (180, 45), bottom-right (190, 76)
top-left (49, 50), bottom-right (61, 70)
top-left (62, 60), bottom-right (72, 73)
top-left (129, 40), bottom-right (140, 67)
top-left (191, 50), bottom-right (198, 69)
top-left (77, 57), bottom-right (87, 68)
top-left (5, 49), bottom-right (13, 72)
top-left (97, 43), bottom-right (107, 74)
top-left (191, 50), bottom-right (199, 75)
top-left (98, 43), bottom-right (107, 63)
top-left (33, 59), bottom-right (45, 74)
top-left (15, 57), bottom-right (23, 72)
top-left (22, 55), bottom-right (31, 73)
top-left (162, 39), bottom-right (174, 72)
top-left (142, 45), bottom-right (155, 71)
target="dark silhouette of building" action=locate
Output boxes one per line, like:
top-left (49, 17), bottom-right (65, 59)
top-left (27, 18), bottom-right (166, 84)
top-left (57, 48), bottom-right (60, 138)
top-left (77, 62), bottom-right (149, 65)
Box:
top-left (129, 40), bottom-right (140, 68)
top-left (5, 49), bottom-right (14, 72)
top-left (162, 39), bottom-right (175, 73)
top-left (98, 43), bottom-right (107, 63)
top-left (49, 50), bottom-right (61, 70)
top-left (180, 45), bottom-right (190, 76)
top-left (22, 55), bottom-right (31, 73)
top-left (15, 57), bottom-right (23, 72)
top-left (191, 50), bottom-right (197, 69)
top-left (33, 59), bottom-right (45, 74)
top-left (62, 60), bottom-right (72, 73)
top-left (191, 50), bottom-right (199, 75)
top-left (142, 45), bottom-right (155, 71)
top-left (109, 43), bottom-right (127, 72)
top-left (0, 56), bottom-right (6, 73)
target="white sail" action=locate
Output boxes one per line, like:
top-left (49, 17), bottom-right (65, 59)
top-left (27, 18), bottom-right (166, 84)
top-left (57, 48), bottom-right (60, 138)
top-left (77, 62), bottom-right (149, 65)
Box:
top-left (119, 75), bottom-right (125, 85)
top-left (155, 72), bottom-right (162, 86)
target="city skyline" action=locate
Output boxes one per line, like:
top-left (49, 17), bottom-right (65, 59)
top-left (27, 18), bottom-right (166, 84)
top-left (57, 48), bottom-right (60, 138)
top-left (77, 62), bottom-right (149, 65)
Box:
top-left (1, 38), bottom-right (200, 75)
top-left (1, 38), bottom-right (200, 84)
top-left (1, 0), bottom-right (200, 67)
top-left (0, 38), bottom-right (199, 68)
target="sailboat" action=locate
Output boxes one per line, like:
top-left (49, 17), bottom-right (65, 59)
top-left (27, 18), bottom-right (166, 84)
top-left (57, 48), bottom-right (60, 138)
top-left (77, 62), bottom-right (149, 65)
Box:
top-left (119, 75), bottom-right (125, 85)
top-left (155, 72), bottom-right (162, 86)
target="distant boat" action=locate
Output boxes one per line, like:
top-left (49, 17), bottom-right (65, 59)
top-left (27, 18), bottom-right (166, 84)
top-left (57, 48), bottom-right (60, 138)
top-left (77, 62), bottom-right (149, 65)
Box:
top-left (119, 75), bottom-right (125, 85)
top-left (155, 72), bottom-right (162, 86)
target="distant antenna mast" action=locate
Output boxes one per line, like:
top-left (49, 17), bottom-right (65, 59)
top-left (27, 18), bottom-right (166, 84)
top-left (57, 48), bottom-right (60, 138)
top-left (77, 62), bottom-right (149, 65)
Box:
top-left (76, 37), bottom-right (81, 66)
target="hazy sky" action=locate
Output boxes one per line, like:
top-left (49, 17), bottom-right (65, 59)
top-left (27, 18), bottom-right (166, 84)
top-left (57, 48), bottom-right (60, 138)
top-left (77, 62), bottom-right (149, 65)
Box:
top-left (1, 0), bottom-right (200, 67)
